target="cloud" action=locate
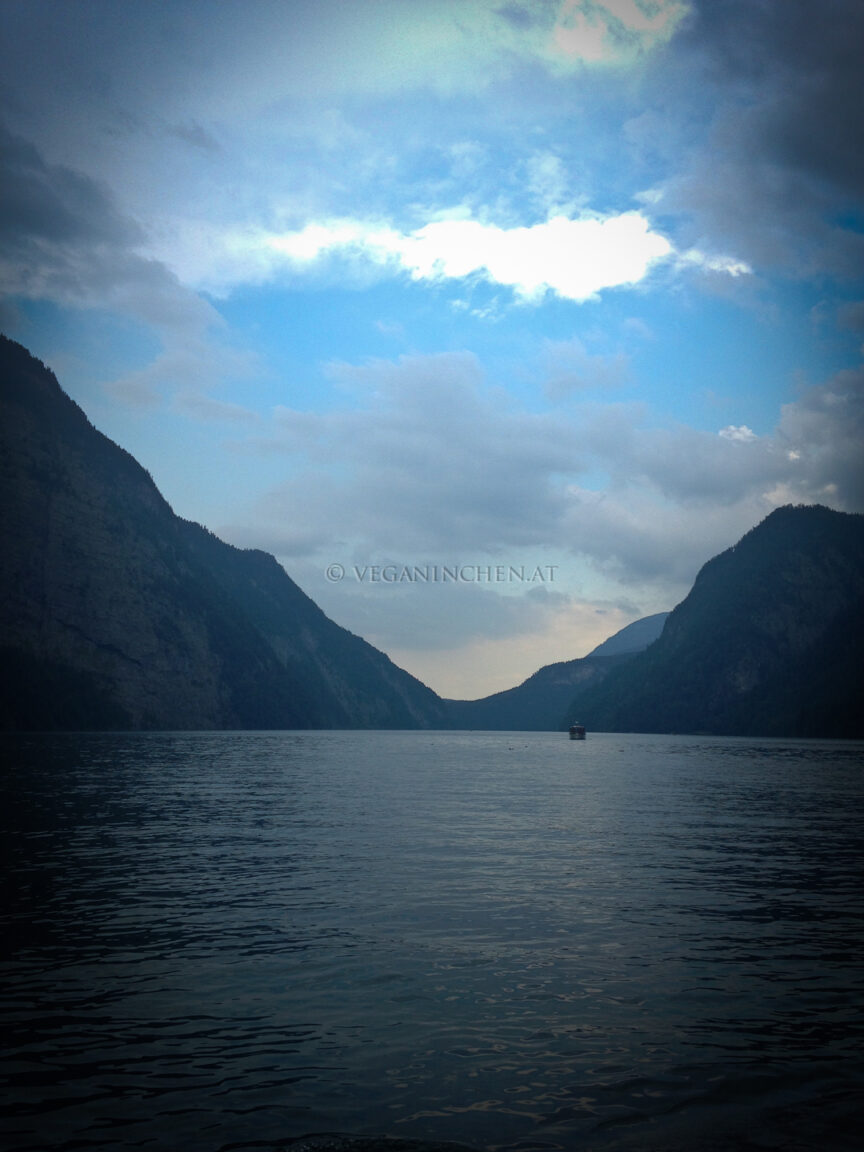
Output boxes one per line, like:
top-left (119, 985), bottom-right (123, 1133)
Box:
top-left (172, 390), bottom-right (258, 424)
top-left (558, 372), bottom-right (864, 581)
top-left (4, 0), bottom-right (854, 299)
top-left (523, 151), bottom-right (574, 214)
top-left (394, 213), bottom-right (674, 301)
top-left (234, 354), bottom-right (860, 695)
top-left (0, 123), bottom-right (218, 337)
top-left (167, 122), bottom-right (221, 154)
top-left (557, 488), bottom-right (752, 586)
top-left (256, 351), bottom-right (580, 554)
top-left (181, 209), bottom-right (676, 302)
top-left (323, 578), bottom-right (572, 654)
top-left (541, 336), bottom-right (631, 396)
top-left (0, 123), bottom-right (139, 250)
top-left (692, 0), bottom-right (864, 201)
top-left (104, 341), bottom-right (261, 409)
top-left (655, 0), bottom-right (864, 278)
top-left (677, 249), bottom-right (751, 278)
top-left (776, 366), bottom-right (864, 510)
top-left (0, 0), bottom-right (689, 147)
top-left (0, 123), bottom-right (268, 411)
top-left (1, 1), bottom-right (758, 314)
top-left (225, 352), bottom-right (864, 607)
top-left (718, 424), bottom-right (757, 442)
top-left (552, 0), bottom-right (688, 65)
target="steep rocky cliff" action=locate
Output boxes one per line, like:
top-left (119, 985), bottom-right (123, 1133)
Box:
top-left (0, 336), bottom-right (446, 730)
top-left (569, 505), bottom-right (864, 737)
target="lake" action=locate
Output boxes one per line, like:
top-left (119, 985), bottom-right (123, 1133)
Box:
top-left (2, 730), bottom-right (863, 1152)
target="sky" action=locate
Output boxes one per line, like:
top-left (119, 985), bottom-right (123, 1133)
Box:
top-left (2, 0), bottom-right (863, 699)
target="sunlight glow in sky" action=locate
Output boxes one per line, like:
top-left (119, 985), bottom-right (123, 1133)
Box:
top-left (2, 0), bottom-right (863, 697)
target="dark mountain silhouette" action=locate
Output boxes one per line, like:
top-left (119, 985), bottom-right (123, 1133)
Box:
top-left (567, 504), bottom-right (864, 738)
top-left (4, 336), bottom-right (861, 738)
top-left (0, 335), bottom-right (447, 730)
top-left (444, 613), bottom-right (668, 730)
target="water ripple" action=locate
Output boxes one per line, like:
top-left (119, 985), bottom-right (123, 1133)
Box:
top-left (1, 730), bottom-right (862, 1151)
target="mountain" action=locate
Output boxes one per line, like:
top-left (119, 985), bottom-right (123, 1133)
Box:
top-left (443, 613), bottom-right (668, 730)
top-left (586, 612), bottom-right (670, 658)
top-left (0, 335), bottom-right (447, 731)
top-left (568, 505), bottom-right (864, 738)
top-left (5, 337), bottom-right (860, 738)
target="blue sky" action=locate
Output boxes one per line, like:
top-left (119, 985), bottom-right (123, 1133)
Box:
top-left (2, 0), bottom-right (863, 697)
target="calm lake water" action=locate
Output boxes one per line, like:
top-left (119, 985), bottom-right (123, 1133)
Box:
top-left (2, 730), bottom-right (863, 1152)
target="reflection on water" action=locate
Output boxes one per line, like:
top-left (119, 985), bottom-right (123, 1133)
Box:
top-left (1, 731), bottom-right (863, 1151)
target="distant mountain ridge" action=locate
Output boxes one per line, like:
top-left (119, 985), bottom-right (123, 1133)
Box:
top-left (0, 336), bottom-right (447, 730)
top-left (568, 504), bottom-right (864, 738)
top-left (444, 613), bottom-right (668, 730)
top-left (587, 612), bottom-right (669, 658)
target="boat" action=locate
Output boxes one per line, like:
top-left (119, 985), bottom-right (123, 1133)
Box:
top-left (568, 722), bottom-right (586, 740)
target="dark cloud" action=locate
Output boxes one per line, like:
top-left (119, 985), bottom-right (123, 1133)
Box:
top-left (0, 122), bottom-right (141, 249)
top-left (167, 122), bottom-right (221, 154)
top-left (0, 123), bottom-right (218, 337)
top-left (659, 0), bottom-right (864, 277)
top-left (689, 0), bottom-right (864, 197)
top-left (777, 366), bottom-right (864, 510)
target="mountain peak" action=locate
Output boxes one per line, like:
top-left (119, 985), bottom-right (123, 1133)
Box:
top-left (569, 504), bottom-right (864, 737)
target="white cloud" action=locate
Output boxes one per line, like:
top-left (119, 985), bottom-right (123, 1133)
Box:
top-left (718, 424), bottom-right (758, 442)
top-left (178, 210), bottom-right (675, 302)
top-left (678, 248), bottom-right (752, 277)
top-left (401, 213), bottom-right (673, 300)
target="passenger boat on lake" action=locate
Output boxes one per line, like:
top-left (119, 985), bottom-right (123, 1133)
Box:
top-left (568, 722), bottom-right (586, 740)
